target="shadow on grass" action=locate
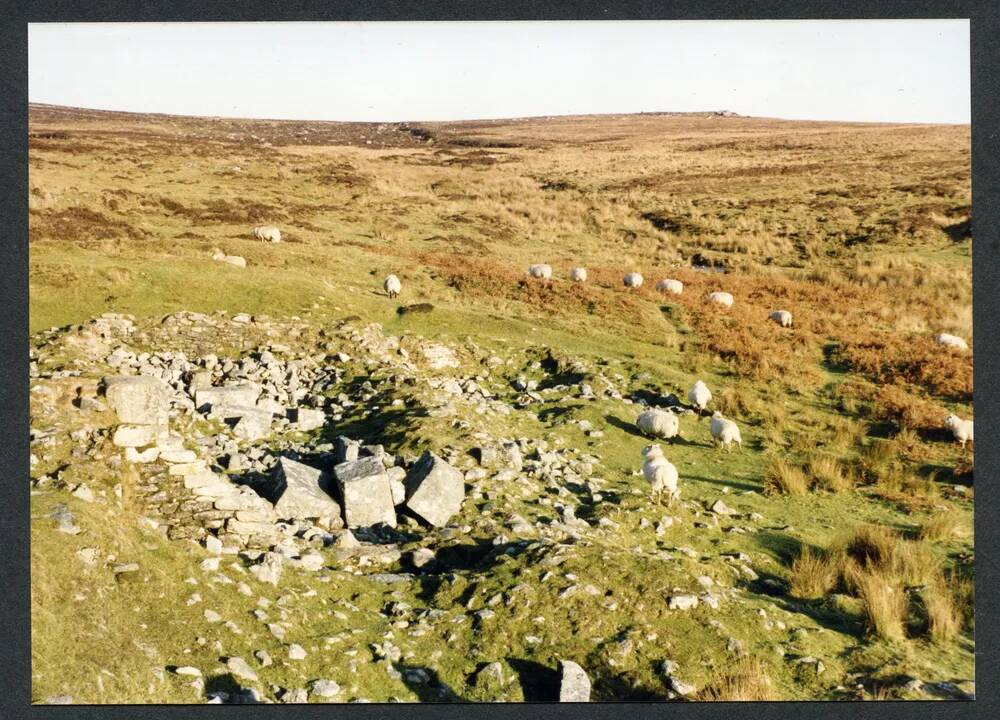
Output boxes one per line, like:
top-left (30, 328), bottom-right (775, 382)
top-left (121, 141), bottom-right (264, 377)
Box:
top-left (506, 658), bottom-right (560, 701)
top-left (396, 663), bottom-right (466, 702)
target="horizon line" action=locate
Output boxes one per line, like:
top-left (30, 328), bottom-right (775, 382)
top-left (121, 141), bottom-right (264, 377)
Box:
top-left (27, 101), bottom-right (970, 128)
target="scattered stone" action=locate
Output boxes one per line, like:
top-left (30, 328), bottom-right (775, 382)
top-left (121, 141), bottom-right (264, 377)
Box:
top-left (249, 552), bottom-right (284, 585)
top-left (226, 656), bottom-right (258, 682)
top-left (410, 548), bottom-right (436, 569)
top-left (710, 499), bottom-right (736, 516)
top-left (255, 650), bottom-right (273, 667)
top-left (310, 679), bottom-right (341, 698)
top-left (288, 644), bottom-right (307, 660)
top-left (558, 660), bottom-right (591, 701)
top-left (174, 666), bottom-right (202, 677)
top-left (50, 504), bottom-right (80, 535)
top-left (668, 595), bottom-right (699, 611)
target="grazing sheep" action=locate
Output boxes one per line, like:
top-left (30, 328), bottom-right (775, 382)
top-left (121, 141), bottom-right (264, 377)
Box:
top-left (935, 333), bottom-right (969, 351)
top-left (570, 267), bottom-right (588, 283)
top-left (252, 225), bottom-right (282, 243)
top-left (707, 291), bottom-right (734, 307)
top-left (384, 274), bottom-right (402, 299)
top-left (528, 264), bottom-right (553, 280)
top-left (642, 444), bottom-right (680, 506)
top-left (687, 380), bottom-right (712, 416)
top-left (770, 310), bottom-right (793, 328)
top-left (944, 414), bottom-right (974, 448)
top-left (656, 278), bottom-right (684, 295)
top-left (709, 411), bottom-right (742, 451)
top-left (623, 272), bottom-right (644, 288)
top-left (636, 408), bottom-right (680, 441)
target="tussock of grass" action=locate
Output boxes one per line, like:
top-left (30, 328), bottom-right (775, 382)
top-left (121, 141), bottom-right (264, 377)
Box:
top-left (807, 455), bottom-right (853, 493)
top-left (919, 511), bottom-right (962, 542)
top-left (843, 524), bottom-right (899, 570)
top-left (763, 457), bottom-right (809, 496)
top-left (853, 572), bottom-right (907, 641)
top-left (922, 582), bottom-right (960, 643)
top-left (788, 547), bottom-right (839, 599)
top-left (697, 657), bottom-right (774, 701)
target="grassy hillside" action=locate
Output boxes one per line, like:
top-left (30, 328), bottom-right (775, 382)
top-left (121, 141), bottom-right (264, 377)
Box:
top-left (28, 104), bottom-right (973, 703)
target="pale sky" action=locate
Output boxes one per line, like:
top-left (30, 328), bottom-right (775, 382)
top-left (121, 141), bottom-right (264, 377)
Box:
top-left (28, 20), bottom-right (970, 124)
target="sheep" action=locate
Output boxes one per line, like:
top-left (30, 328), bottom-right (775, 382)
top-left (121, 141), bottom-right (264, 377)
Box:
top-left (935, 333), bottom-right (969, 351)
top-left (623, 272), bottom-right (644, 288)
top-left (642, 444), bottom-right (680, 506)
top-left (570, 267), bottom-right (588, 283)
top-left (944, 414), bottom-right (974, 448)
top-left (384, 274), bottom-right (401, 299)
top-left (656, 278), bottom-right (683, 295)
top-left (252, 225), bottom-right (282, 243)
top-left (211, 249), bottom-right (246, 268)
top-left (528, 264), bottom-right (553, 280)
top-left (636, 408), bottom-right (680, 441)
top-left (687, 379), bottom-right (712, 417)
top-left (707, 291), bottom-right (734, 307)
top-left (770, 310), bottom-right (793, 328)
top-left (709, 411), bottom-right (742, 451)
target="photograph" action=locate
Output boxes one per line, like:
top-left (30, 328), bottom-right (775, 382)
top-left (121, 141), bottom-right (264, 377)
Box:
top-left (27, 19), bottom-right (974, 704)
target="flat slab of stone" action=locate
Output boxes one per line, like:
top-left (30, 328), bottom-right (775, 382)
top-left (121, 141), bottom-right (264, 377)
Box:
top-left (262, 457), bottom-right (342, 523)
top-left (112, 424), bottom-right (159, 448)
top-left (195, 384), bottom-right (262, 412)
top-left (104, 375), bottom-right (171, 425)
top-left (403, 451), bottom-right (465, 527)
top-left (334, 456), bottom-right (386, 483)
top-left (292, 407), bottom-right (325, 432)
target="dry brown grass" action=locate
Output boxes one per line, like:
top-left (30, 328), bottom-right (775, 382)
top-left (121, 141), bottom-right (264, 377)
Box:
top-left (852, 571), bottom-right (907, 641)
top-left (921, 581), bottom-right (961, 643)
top-left (918, 510), bottom-right (963, 542)
top-left (696, 656), bottom-right (775, 701)
top-left (788, 547), bottom-right (839, 599)
top-left (842, 524), bottom-right (899, 571)
top-left (807, 455), bottom-right (854, 493)
top-left (763, 457), bottom-right (809, 496)
top-left (831, 335), bottom-right (972, 401)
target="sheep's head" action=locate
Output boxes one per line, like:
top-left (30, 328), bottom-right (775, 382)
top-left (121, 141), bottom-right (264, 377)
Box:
top-left (642, 444), bottom-right (662, 458)
top-left (711, 410), bottom-right (724, 419)
top-left (944, 414), bottom-right (959, 429)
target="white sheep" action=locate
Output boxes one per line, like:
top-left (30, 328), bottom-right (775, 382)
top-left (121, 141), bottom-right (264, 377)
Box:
top-left (687, 380), bottom-right (712, 416)
top-left (570, 267), bottom-right (588, 283)
top-left (636, 408), bottom-right (680, 441)
top-left (528, 264), bottom-right (553, 280)
top-left (252, 225), bottom-right (282, 243)
top-left (707, 291), bottom-right (734, 307)
top-left (944, 414), bottom-right (974, 448)
top-left (642, 444), bottom-right (680, 506)
top-left (710, 411), bottom-right (742, 451)
top-left (384, 274), bottom-right (401, 299)
top-left (656, 278), bottom-right (683, 295)
top-left (935, 333), bottom-right (969, 351)
top-left (623, 272), bottom-right (644, 288)
top-left (770, 310), bottom-right (793, 328)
